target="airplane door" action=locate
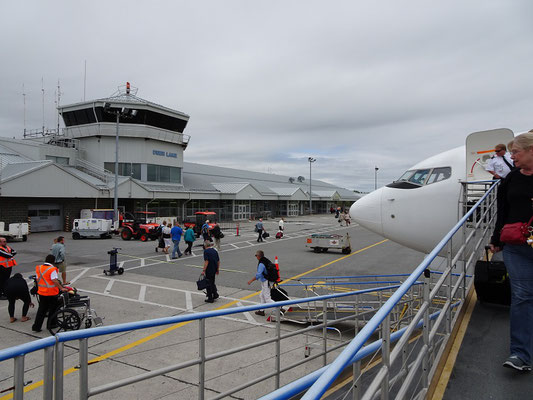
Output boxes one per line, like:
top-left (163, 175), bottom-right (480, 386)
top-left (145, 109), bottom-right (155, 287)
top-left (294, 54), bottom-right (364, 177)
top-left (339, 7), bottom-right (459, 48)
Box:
top-left (466, 128), bottom-right (514, 181)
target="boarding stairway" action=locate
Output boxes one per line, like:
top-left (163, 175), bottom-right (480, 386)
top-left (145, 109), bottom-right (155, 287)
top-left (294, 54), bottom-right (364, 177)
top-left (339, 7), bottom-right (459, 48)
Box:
top-left (0, 181), bottom-right (500, 400)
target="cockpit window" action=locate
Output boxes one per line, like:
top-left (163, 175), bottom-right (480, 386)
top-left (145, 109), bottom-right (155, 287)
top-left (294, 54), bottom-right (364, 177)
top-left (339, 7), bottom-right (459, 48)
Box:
top-left (408, 169), bottom-right (430, 185)
top-left (386, 167), bottom-right (452, 189)
top-left (426, 167), bottom-right (451, 184)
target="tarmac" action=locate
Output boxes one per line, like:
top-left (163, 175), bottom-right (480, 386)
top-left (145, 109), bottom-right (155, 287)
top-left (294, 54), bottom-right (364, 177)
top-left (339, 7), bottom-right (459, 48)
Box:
top-left (0, 214), bottom-right (425, 399)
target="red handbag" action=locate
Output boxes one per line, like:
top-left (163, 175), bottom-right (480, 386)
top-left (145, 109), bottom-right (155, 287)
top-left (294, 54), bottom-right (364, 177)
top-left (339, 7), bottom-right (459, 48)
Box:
top-left (500, 216), bottom-right (533, 245)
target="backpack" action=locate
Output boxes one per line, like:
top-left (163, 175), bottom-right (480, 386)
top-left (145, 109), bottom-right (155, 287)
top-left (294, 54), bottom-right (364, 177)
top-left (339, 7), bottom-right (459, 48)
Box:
top-left (262, 258), bottom-right (279, 283)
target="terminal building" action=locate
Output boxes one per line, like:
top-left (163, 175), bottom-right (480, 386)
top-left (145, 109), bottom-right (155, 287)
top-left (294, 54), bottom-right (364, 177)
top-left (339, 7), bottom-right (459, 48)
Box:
top-left (0, 85), bottom-right (359, 232)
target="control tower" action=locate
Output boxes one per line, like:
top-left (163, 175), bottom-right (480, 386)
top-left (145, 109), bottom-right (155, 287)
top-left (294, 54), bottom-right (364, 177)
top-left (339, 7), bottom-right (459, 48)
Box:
top-left (58, 83), bottom-right (190, 185)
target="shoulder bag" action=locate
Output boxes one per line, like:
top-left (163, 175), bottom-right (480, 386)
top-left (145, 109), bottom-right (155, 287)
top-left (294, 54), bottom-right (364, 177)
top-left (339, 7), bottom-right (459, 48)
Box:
top-left (500, 216), bottom-right (533, 245)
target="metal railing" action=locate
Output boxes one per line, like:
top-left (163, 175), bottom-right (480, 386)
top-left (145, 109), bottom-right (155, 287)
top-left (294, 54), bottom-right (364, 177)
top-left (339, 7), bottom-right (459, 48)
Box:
top-left (0, 283), bottom-right (427, 400)
top-left (0, 181), bottom-right (498, 400)
top-left (266, 180), bottom-right (499, 399)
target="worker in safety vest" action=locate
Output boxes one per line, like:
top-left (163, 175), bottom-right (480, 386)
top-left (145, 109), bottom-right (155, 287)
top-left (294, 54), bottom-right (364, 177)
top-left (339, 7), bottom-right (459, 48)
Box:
top-left (0, 236), bottom-right (17, 300)
top-left (31, 254), bottom-right (68, 333)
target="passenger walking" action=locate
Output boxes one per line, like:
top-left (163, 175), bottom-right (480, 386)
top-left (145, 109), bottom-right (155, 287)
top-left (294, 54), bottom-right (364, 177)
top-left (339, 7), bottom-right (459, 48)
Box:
top-left (343, 212), bottom-right (351, 226)
top-left (247, 250), bottom-right (274, 316)
top-left (202, 241), bottom-right (219, 303)
top-left (486, 143), bottom-right (514, 179)
top-left (32, 255), bottom-right (68, 333)
top-left (171, 221), bottom-right (183, 259)
top-left (0, 237), bottom-right (17, 300)
top-left (489, 132), bottom-right (533, 371)
top-left (162, 223), bottom-right (172, 254)
top-left (4, 273), bottom-right (33, 323)
top-left (211, 222), bottom-right (222, 251)
top-left (184, 226), bottom-right (196, 255)
top-left (201, 220), bottom-right (212, 242)
top-left (155, 221), bottom-right (167, 252)
top-left (278, 217), bottom-right (285, 232)
top-left (50, 236), bottom-right (68, 284)
top-left (255, 218), bottom-right (265, 242)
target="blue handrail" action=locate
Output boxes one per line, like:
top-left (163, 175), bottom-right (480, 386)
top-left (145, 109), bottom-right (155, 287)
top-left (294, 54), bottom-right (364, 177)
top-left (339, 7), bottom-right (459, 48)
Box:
top-left (0, 284), bottom-right (402, 357)
top-left (299, 181), bottom-right (497, 400)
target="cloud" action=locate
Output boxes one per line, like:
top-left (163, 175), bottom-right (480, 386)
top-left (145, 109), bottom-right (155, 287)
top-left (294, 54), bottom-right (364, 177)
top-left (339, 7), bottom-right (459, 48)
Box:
top-left (1, 1), bottom-right (533, 191)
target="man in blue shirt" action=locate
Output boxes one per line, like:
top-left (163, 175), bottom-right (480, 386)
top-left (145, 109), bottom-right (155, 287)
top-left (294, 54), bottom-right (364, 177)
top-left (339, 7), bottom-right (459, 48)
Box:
top-left (170, 222), bottom-right (183, 259)
top-left (202, 241), bottom-right (220, 303)
top-left (255, 219), bottom-right (265, 243)
top-left (247, 249), bottom-right (274, 316)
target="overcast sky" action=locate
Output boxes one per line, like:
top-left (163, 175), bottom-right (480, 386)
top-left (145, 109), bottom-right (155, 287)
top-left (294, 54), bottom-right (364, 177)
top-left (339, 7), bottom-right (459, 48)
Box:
top-left (1, 1), bottom-right (532, 191)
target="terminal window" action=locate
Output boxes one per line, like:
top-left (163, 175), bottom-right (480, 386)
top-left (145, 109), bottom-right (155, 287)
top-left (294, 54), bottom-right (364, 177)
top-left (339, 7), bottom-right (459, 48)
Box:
top-left (147, 164), bottom-right (181, 183)
top-left (104, 162), bottom-right (141, 179)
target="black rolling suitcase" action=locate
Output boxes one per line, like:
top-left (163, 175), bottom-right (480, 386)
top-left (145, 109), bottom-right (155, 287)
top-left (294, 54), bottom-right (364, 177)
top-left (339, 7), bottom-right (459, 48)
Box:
top-left (271, 285), bottom-right (289, 302)
top-left (474, 246), bottom-right (511, 306)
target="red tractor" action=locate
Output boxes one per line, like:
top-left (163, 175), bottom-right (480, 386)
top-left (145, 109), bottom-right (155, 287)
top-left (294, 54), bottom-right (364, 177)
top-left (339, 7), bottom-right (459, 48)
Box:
top-left (121, 211), bottom-right (160, 241)
top-left (183, 211), bottom-right (217, 238)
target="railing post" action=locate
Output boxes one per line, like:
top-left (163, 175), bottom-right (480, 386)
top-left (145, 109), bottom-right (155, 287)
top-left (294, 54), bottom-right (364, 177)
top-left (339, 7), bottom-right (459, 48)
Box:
top-left (422, 269), bottom-right (431, 390)
top-left (353, 360), bottom-right (361, 400)
top-left (54, 342), bottom-right (64, 400)
top-left (275, 307), bottom-right (281, 389)
top-left (199, 319), bottom-right (206, 400)
top-left (323, 299), bottom-right (328, 366)
top-left (43, 346), bottom-right (54, 400)
top-left (13, 355), bottom-right (24, 400)
top-left (79, 338), bottom-right (88, 400)
top-left (380, 314), bottom-right (390, 400)
top-left (446, 241), bottom-right (453, 335)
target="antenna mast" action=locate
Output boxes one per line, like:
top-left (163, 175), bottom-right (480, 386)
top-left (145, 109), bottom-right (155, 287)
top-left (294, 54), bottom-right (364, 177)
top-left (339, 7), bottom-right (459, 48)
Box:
top-left (22, 84), bottom-right (26, 136)
top-left (41, 78), bottom-right (45, 134)
top-left (56, 79), bottom-right (62, 133)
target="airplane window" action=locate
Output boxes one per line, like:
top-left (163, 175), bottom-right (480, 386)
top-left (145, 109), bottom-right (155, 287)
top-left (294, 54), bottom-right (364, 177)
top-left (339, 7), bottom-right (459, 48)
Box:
top-left (408, 169), bottom-right (430, 185)
top-left (396, 170), bottom-right (416, 182)
top-left (426, 167), bottom-right (451, 185)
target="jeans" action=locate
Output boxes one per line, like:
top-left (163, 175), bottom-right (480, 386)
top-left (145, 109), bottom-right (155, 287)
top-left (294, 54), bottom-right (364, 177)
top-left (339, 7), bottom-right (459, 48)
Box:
top-left (184, 241), bottom-right (193, 255)
top-left (503, 244), bottom-right (533, 364)
top-left (171, 240), bottom-right (182, 258)
top-left (257, 229), bottom-right (263, 242)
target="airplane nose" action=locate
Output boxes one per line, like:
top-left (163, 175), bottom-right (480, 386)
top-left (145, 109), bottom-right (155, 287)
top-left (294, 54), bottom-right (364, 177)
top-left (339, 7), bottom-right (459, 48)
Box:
top-left (349, 189), bottom-right (383, 236)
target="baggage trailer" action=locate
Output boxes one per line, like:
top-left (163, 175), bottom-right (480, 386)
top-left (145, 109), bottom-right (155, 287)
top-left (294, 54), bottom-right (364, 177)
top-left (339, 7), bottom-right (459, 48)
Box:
top-left (305, 233), bottom-right (351, 254)
top-left (0, 222), bottom-right (29, 241)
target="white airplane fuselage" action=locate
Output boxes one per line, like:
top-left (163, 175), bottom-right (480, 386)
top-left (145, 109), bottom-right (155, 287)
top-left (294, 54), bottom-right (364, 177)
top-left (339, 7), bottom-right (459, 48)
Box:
top-left (350, 147), bottom-right (465, 254)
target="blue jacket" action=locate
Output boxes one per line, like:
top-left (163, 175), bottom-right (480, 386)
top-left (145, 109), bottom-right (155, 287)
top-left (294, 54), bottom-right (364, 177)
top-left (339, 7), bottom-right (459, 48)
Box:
top-left (255, 262), bottom-right (267, 282)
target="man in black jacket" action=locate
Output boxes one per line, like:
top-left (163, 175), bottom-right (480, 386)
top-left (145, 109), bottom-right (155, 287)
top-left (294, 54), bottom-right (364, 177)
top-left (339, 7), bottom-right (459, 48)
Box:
top-left (4, 273), bottom-right (33, 323)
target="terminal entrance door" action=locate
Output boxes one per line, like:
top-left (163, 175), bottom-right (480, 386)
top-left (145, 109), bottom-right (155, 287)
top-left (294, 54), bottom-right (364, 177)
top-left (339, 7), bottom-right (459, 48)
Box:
top-left (233, 202), bottom-right (250, 220)
top-left (288, 202), bottom-right (299, 216)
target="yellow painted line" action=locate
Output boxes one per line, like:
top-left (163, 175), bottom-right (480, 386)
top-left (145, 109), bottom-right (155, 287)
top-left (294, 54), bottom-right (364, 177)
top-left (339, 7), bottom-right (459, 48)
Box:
top-left (431, 290), bottom-right (477, 400)
top-left (0, 239), bottom-right (388, 400)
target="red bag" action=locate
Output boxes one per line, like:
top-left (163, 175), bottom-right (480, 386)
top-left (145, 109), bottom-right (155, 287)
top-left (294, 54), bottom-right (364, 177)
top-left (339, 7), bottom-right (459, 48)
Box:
top-left (500, 216), bottom-right (533, 245)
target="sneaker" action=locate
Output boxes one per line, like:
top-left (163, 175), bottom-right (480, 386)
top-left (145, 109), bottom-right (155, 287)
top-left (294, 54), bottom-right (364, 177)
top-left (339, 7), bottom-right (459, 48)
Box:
top-left (254, 310), bottom-right (265, 316)
top-left (213, 294), bottom-right (219, 300)
top-left (503, 355), bottom-right (532, 371)
top-left (205, 298), bottom-right (214, 303)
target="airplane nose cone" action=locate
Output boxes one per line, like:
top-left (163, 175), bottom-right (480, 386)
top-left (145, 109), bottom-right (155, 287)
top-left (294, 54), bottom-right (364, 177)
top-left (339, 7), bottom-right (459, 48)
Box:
top-left (349, 189), bottom-right (383, 236)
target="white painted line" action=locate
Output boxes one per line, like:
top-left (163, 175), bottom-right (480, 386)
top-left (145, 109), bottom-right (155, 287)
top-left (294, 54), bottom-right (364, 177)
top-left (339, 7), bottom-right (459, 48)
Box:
top-left (238, 302), bottom-right (256, 323)
top-left (139, 285), bottom-right (147, 302)
top-left (104, 280), bottom-right (114, 294)
top-left (165, 254), bottom-right (170, 262)
top-left (68, 268), bottom-right (89, 284)
top-left (191, 251), bottom-right (196, 257)
top-left (230, 244), bottom-right (239, 249)
top-left (140, 258), bottom-right (145, 267)
top-left (185, 291), bottom-right (193, 311)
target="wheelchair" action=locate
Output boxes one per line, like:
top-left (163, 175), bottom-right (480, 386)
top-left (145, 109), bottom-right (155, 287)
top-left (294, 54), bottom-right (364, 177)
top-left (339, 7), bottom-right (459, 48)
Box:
top-left (29, 276), bottom-right (103, 335)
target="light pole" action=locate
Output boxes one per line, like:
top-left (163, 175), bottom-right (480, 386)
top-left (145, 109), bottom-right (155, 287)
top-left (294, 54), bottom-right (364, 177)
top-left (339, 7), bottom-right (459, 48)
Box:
top-left (308, 157), bottom-right (316, 214)
top-left (104, 104), bottom-right (137, 224)
top-left (374, 166), bottom-right (379, 190)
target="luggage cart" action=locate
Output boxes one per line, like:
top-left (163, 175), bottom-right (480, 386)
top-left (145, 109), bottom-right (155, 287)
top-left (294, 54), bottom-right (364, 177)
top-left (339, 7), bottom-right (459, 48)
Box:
top-left (305, 233), bottom-right (351, 254)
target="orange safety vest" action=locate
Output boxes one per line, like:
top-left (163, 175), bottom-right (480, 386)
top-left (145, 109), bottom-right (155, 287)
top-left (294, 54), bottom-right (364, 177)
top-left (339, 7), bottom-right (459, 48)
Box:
top-left (35, 263), bottom-right (60, 296)
top-left (0, 246), bottom-right (17, 269)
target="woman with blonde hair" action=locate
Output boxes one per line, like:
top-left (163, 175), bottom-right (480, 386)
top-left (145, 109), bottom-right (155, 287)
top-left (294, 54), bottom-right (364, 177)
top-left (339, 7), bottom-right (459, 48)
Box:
top-left (490, 131), bottom-right (533, 371)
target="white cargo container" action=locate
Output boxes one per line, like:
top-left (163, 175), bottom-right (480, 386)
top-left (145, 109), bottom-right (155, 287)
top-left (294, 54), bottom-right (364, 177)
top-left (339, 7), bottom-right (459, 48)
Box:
top-left (0, 222), bottom-right (29, 241)
top-left (72, 219), bottom-right (113, 239)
